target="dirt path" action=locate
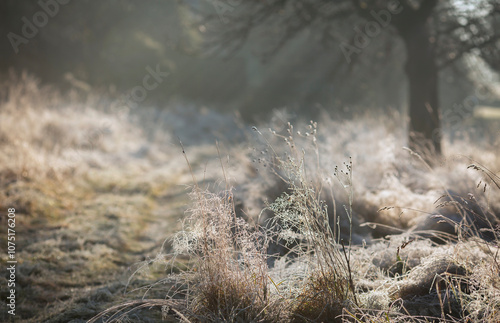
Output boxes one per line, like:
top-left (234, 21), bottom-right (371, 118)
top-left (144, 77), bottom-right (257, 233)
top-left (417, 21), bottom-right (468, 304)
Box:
top-left (0, 153), bottom-right (214, 322)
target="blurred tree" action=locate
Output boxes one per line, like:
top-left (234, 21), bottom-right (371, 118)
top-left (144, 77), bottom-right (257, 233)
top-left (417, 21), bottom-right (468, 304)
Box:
top-left (191, 0), bottom-right (500, 158)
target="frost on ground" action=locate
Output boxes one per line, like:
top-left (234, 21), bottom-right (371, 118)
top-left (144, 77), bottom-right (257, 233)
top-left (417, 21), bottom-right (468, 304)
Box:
top-left (0, 74), bottom-right (499, 322)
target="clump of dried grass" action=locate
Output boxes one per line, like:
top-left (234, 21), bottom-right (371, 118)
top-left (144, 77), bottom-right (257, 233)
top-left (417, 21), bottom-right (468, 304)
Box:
top-left (263, 123), bottom-right (358, 322)
top-left (174, 187), bottom-right (274, 321)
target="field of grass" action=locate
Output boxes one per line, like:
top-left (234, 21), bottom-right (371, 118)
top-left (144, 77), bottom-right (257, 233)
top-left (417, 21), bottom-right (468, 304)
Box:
top-left (1, 73), bottom-right (499, 322)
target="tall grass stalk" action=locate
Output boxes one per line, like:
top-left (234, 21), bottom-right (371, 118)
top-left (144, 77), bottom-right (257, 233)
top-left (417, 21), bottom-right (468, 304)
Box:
top-left (260, 122), bottom-right (358, 321)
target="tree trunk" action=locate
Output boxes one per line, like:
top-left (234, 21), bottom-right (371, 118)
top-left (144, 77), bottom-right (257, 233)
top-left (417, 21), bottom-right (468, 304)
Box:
top-left (400, 21), bottom-right (442, 157)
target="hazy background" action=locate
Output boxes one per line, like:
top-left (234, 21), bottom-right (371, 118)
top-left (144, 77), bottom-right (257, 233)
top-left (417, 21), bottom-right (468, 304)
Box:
top-left (1, 2), bottom-right (500, 321)
top-left (2, 0), bottom-right (499, 129)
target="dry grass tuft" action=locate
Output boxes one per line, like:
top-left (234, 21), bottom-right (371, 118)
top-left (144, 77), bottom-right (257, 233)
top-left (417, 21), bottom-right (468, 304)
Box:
top-left (292, 271), bottom-right (348, 322)
top-left (175, 188), bottom-right (272, 321)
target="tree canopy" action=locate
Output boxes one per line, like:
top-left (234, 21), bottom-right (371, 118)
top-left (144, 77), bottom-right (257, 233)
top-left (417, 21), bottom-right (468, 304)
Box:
top-left (195, 0), bottom-right (500, 158)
